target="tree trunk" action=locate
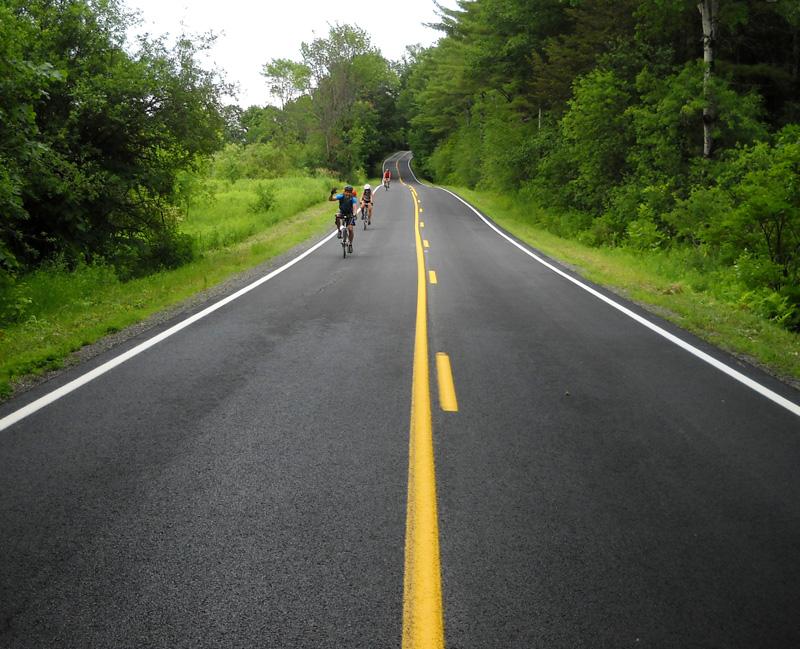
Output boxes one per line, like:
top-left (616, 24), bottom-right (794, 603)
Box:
top-left (698, 0), bottom-right (719, 158)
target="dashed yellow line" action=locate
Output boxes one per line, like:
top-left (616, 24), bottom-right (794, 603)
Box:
top-left (402, 183), bottom-right (445, 649)
top-left (423, 240), bottom-right (430, 249)
top-left (435, 353), bottom-right (459, 412)
top-left (429, 270), bottom-right (437, 284)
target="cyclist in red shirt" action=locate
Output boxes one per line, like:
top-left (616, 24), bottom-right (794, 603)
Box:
top-left (383, 168), bottom-right (391, 190)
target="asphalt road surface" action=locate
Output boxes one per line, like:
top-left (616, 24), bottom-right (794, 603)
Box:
top-left (2, 152), bottom-right (799, 648)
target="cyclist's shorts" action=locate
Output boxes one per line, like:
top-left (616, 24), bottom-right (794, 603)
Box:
top-left (340, 215), bottom-right (355, 226)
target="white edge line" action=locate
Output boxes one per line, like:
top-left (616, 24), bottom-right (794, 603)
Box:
top-left (0, 228), bottom-right (339, 432)
top-left (405, 153), bottom-right (426, 186)
top-left (436, 186), bottom-right (800, 418)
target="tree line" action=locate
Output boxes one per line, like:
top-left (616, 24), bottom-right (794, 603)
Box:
top-left (218, 24), bottom-right (406, 183)
top-left (3, 0), bottom-right (800, 335)
top-left (399, 0), bottom-right (800, 330)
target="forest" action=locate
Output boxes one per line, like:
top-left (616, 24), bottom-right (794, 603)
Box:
top-left (402, 0), bottom-right (800, 330)
top-left (1, 0), bottom-right (799, 356)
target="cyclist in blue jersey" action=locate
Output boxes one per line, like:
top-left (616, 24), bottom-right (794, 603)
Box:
top-left (329, 185), bottom-right (358, 253)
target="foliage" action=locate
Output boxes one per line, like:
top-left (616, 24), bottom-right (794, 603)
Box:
top-left (212, 142), bottom-right (298, 181)
top-left (671, 126), bottom-right (800, 289)
top-left (261, 58), bottom-right (310, 108)
top-left (249, 182), bottom-right (277, 214)
top-left (0, 0), bottom-right (230, 283)
top-left (398, 0), bottom-right (800, 330)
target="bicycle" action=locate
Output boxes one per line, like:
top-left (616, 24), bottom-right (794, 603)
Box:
top-left (383, 178), bottom-right (390, 190)
top-left (360, 205), bottom-right (369, 230)
top-left (336, 212), bottom-right (354, 258)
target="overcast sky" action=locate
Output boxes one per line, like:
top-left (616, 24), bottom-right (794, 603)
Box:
top-left (126, 0), bottom-right (457, 108)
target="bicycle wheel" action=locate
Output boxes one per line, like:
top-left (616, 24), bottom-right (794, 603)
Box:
top-left (342, 237), bottom-right (347, 258)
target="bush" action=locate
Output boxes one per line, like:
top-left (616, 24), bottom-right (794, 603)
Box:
top-left (109, 229), bottom-right (196, 281)
top-left (627, 213), bottom-right (666, 251)
top-left (739, 288), bottom-right (798, 329)
top-left (733, 250), bottom-right (783, 290)
top-left (249, 182), bottom-right (277, 214)
top-left (0, 269), bottom-right (31, 325)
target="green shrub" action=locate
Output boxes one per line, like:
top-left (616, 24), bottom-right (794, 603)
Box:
top-left (109, 229), bottom-right (196, 281)
top-left (733, 250), bottom-right (784, 290)
top-left (739, 289), bottom-right (798, 329)
top-left (627, 212), bottom-right (666, 251)
top-left (0, 270), bottom-right (31, 325)
top-left (249, 182), bottom-right (277, 214)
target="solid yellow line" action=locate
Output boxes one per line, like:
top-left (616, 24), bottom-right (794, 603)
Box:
top-left (435, 353), bottom-right (459, 412)
top-left (423, 240), bottom-right (430, 249)
top-left (402, 185), bottom-right (445, 649)
top-left (429, 270), bottom-right (437, 285)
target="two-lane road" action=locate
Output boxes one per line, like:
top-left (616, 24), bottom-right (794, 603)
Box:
top-left (1, 152), bottom-right (799, 648)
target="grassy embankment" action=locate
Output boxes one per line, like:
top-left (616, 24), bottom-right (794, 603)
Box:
top-left (449, 186), bottom-right (800, 385)
top-left (0, 176), bottom-right (338, 398)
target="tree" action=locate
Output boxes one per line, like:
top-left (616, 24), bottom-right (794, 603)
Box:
top-left (299, 24), bottom-right (394, 174)
top-left (698, 0), bottom-right (720, 157)
top-left (261, 58), bottom-right (310, 109)
top-left (0, 0), bottom-right (230, 277)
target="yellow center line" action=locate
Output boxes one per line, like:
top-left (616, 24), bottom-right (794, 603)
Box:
top-left (420, 221), bottom-right (425, 228)
top-left (402, 184), bottom-right (445, 649)
top-left (435, 353), bottom-right (459, 412)
top-left (423, 240), bottom-right (430, 249)
top-left (429, 270), bottom-right (438, 285)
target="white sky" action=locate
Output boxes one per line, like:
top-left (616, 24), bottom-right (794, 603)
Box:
top-left (126, 0), bottom-right (456, 108)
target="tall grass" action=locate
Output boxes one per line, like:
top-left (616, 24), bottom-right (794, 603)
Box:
top-left (0, 174), bottom-right (337, 398)
top-left (182, 176), bottom-right (335, 251)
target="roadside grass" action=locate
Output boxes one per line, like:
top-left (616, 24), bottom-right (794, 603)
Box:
top-left (182, 176), bottom-right (334, 251)
top-left (450, 186), bottom-right (800, 385)
top-left (0, 176), bottom-right (337, 399)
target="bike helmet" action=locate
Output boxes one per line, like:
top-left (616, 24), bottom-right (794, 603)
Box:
top-left (344, 185), bottom-right (353, 192)
top-left (364, 183), bottom-right (371, 190)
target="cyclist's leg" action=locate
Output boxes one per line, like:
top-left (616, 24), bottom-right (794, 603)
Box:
top-left (348, 218), bottom-right (354, 251)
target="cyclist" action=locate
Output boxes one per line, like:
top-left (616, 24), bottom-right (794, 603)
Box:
top-left (360, 183), bottom-right (374, 225)
top-left (383, 168), bottom-right (391, 190)
top-left (329, 185), bottom-right (358, 253)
